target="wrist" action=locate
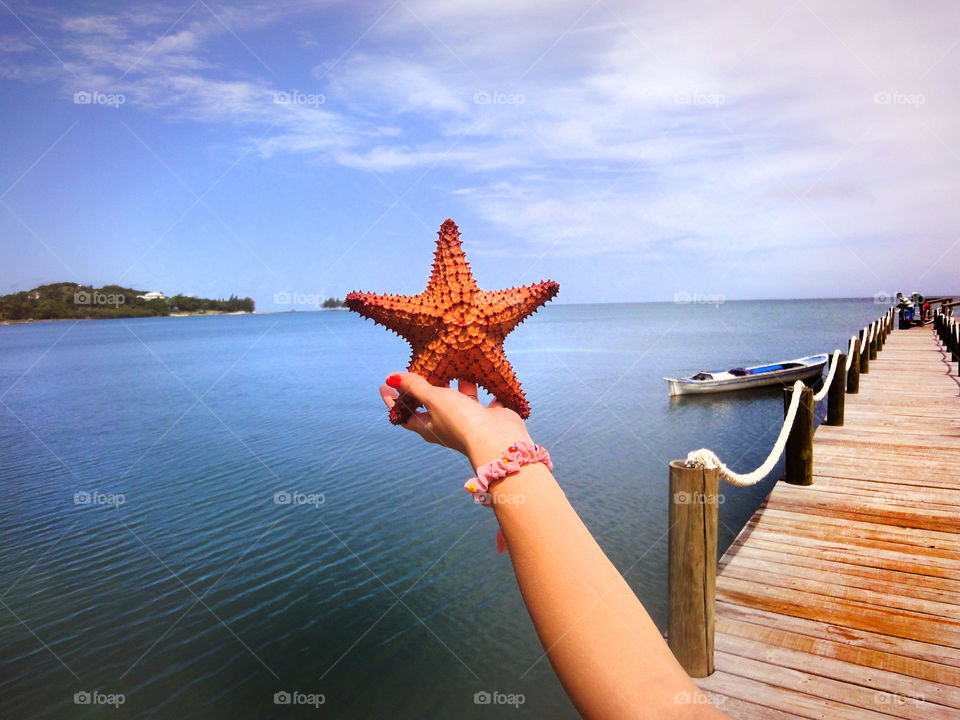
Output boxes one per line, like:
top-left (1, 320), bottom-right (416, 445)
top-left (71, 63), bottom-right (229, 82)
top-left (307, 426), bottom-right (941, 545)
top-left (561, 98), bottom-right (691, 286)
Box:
top-left (465, 435), bottom-right (534, 469)
top-left (489, 461), bottom-right (556, 501)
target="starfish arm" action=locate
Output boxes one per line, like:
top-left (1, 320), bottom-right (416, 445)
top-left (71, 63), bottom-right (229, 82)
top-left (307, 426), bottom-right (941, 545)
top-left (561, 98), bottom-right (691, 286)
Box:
top-left (345, 291), bottom-right (438, 339)
top-left (401, 341), bottom-right (530, 418)
top-left (448, 343), bottom-right (531, 418)
top-left (467, 344), bottom-right (530, 418)
top-left (477, 280), bottom-right (559, 336)
top-left (424, 219), bottom-right (479, 297)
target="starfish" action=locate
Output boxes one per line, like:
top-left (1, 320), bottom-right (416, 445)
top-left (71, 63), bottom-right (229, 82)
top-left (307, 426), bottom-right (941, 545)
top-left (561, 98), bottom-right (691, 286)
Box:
top-left (346, 219), bottom-right (559, 425)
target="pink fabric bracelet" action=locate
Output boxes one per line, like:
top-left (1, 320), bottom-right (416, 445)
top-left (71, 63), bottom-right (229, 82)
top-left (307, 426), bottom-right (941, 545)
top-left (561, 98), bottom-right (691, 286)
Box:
top-left (464, 441), bottom-right (553, 554)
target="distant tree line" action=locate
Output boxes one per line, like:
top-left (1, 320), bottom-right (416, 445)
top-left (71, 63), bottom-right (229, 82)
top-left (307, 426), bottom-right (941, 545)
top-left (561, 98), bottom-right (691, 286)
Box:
top-left (0, 283), bottom-right (255, 321)
top-left (322, 297), bottom-right (346, 308)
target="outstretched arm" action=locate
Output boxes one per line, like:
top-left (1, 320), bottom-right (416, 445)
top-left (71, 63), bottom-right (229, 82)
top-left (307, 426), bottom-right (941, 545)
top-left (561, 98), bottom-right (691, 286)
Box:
top-left (380, 372), bottom-right (728, 720)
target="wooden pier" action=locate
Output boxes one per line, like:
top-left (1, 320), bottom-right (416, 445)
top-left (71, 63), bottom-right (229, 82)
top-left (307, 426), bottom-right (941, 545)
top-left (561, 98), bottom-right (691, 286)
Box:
top-left (692, 324), bottom-right (960, 718)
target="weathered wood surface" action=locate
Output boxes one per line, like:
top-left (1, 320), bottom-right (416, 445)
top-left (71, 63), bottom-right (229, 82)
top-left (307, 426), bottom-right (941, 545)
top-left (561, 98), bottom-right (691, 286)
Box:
top-left (697, 326), bottom-right (960, 719)
top-left (669, 461), bottom-right (719, 677)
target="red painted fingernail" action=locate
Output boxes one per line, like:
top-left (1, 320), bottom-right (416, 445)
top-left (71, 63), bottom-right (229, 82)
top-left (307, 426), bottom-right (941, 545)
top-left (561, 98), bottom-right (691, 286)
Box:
top-left (386, 374), bottom-right (402, 388)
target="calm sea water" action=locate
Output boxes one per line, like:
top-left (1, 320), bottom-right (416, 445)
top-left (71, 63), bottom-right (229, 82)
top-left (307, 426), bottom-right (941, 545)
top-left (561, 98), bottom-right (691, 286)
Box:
top-left (0, 300), bottom-right (885, 719)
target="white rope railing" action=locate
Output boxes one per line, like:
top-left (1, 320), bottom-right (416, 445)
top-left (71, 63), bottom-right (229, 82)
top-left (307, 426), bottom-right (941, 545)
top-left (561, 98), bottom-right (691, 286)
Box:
top-left (685, 380), bottom-right (805, 487)
top-left (812, 348), bottom-right (842, 402)
top-left (844, 336), bottom-right (857, 371)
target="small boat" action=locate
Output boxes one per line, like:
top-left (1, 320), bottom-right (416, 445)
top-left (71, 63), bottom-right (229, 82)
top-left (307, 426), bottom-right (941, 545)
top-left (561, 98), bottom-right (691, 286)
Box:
top-left (665, 354), bottom-right (828, 396)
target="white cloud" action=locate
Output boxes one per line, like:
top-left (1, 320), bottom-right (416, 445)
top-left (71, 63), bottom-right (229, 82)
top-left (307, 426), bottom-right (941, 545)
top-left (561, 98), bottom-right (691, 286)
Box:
top-left (4, 0), bottom-right (959, 295)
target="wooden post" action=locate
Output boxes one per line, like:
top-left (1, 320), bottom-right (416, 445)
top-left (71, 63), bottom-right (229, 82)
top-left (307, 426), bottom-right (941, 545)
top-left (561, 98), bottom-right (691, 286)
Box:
top-left (783, 385), bottom-right (814, 485)
top-left (827, 353), bottom-right (846, 426)
top-left (668, 460), bottom-right (718, 678)
top-left (847, 339), bottom-right (860, 393)
top-left (954, 323), bottom-right (959, 363)
top-left (869, 323), bottom-right (878, 359)
top-left (859, 329), bottom-right (870, 374)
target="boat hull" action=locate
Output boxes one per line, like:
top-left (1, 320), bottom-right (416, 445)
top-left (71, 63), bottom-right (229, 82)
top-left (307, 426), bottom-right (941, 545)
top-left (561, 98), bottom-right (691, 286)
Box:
top-left (665, 362), bottom-right (825, 396)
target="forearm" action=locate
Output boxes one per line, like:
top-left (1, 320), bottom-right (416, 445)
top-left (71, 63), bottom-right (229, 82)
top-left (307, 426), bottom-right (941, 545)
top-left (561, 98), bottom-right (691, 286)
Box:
top-left (489, 464), bottom-right (726, 719)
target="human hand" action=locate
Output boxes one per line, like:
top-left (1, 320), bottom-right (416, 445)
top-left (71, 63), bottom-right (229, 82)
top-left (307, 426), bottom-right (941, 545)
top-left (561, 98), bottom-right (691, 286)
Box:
top-left (379, 372), bottom-right (533, 468)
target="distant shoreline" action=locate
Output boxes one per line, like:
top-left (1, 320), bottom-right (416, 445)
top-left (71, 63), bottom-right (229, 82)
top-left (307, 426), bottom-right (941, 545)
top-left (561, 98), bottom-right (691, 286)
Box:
top-left (0, 309), bottom-right (357, 326)
top-left (0, 310), bottom-right (256, 326)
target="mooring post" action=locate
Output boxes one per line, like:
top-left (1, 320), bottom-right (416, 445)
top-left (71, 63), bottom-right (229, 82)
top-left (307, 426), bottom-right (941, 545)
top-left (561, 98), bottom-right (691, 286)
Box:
top-left (859, 329), bottom-right (870, 374)
top-left (847, 339), bottom-right (861, 393)
top-left (827, 353), bottom-right (846, 426)
top-left (869, 322), bottom-right (878, 359)
top-left (956, 324), bottom-right (959, 376)
top-left (668, 460), bottom-right (718, 678)
top-left (783, 385), bottom-right (814, 485)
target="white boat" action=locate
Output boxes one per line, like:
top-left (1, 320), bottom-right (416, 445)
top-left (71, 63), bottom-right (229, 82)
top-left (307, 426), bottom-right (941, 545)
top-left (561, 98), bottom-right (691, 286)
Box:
top-left (665, 354), bottom-right (828, 396)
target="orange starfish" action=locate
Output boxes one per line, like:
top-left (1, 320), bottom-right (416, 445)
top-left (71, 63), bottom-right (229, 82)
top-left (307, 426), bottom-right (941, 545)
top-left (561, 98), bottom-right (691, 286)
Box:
top-left (346, 219), bottom-right (559, 425)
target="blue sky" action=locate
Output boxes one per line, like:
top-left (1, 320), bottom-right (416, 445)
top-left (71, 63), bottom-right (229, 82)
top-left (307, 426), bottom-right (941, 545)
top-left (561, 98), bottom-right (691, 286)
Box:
top-left (1, 0), bottom-right (957, 309)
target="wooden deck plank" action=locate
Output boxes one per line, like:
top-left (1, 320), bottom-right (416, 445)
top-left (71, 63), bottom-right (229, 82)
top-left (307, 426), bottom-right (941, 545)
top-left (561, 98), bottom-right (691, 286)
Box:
top-left (711, 651), bottom-right (956, 719)
top-left (718, 559), bottom-right (960, 620)
top-left (716, 615), bottom-right (960, 688)
top-left (695, 325), bottom-right (960, 718)
top-left (720, 545), bottom-right (960, 604)
top-left (714, 600), bottom-right (960, 670)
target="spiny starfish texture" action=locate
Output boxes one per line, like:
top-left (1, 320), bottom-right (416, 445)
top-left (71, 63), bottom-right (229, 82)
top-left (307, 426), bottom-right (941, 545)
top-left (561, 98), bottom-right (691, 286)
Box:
top-left (346, 219), bottom-right (559, 425)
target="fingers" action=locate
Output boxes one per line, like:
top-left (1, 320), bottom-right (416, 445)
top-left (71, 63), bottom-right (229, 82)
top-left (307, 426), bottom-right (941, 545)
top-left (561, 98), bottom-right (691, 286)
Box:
top-left (380, 383), bottom-right (433, 435)
top-left (457, 378), bottom-right (479, 401)
top-left (386, 371), bottom-right (437, 404)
